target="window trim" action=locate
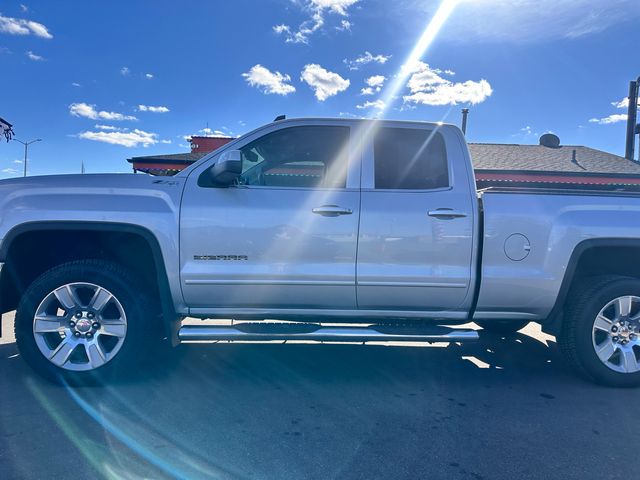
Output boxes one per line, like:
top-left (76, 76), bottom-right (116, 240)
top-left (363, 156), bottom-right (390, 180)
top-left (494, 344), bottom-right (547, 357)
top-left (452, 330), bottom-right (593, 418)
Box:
top-left (198, 123), bottom-right (356, 191)
top-left (363, 125), bottom-right (454, 192)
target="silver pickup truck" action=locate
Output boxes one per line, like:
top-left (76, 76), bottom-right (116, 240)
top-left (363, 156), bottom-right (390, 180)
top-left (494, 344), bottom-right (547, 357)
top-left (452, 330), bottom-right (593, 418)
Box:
top-left (1, 118), bottom-right (640, 386)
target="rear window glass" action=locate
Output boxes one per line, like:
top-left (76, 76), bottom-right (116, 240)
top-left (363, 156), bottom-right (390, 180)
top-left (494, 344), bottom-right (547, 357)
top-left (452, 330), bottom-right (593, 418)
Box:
top-left (374, 127), bottom-right (449, 190)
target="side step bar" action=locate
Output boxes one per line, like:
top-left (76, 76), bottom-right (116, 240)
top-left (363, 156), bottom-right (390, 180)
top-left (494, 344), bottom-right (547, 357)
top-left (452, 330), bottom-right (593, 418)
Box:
top-left (178, 323), bottom-right (479, 343)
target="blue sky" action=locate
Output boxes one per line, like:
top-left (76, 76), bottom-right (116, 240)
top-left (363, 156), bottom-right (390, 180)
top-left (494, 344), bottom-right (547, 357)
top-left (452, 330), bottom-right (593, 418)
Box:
top-left (1, 0), bottom-right (639, 179)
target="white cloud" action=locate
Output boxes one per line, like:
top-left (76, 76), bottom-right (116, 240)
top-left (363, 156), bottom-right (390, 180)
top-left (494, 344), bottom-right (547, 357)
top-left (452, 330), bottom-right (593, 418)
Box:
top-left (94, 124), bottom-right (124, 131)
top-left (402, 61), bottom-right (492, 106)
top-left (366, 75), bottom-right (385, 92)
top-left (356, 99), bottom-right (386, 110)
top-left (344, 51), bottom-right (391, 70)
top-left (242, 64), bottom-right (296, 95)
top-left (160, 139), bottom-right (172, 144)
top-left (1, 168), bottom-right (19, 174)
top-left (414, 0), bottom-right (640, 43)
top-left (273, 0), bottom-right (359, 44)
top-left (405, 80), bottom-right (493, 106)
top-left (197, 127), bottom-right (233, 138)
top-left (612, 97), bottom-right (629, 109)
top-left (273, 24), bottom-right (290, 35)
top-left (78, 129), bottom-right (158, 148)
top-left (366, 75), bottom-right (386, 88)
top-left (336, 19), bottom-right (352, 31)
top-left (71, 82), bottom-right (81, 87)
top-left (589, 114), bottom-right (628, 125)
top-left (20, 4), bottom-right (28, 12)
top-left (25, 50), bottom-right (43, 61)
top-left (120, 66), bottom-right (130, 76)
top-left (612, 97), bottom-right (640, 109)
top-left (0, 13), bottom-right (53, 38)
top-left (69, 102), bottom-right (137, 121)
top-left (138, 104), bottom-right (170, 113)
top-left (145, 73), bottom-right (154, 79)
top-left (311, 0), bottom-right (359, 15)
top-left (13, 159), bottom-right (23, 164)
top-left (300, 63), bottom-right (350, 101)
top-left (360, 75), bottom-right (385, 95)
top-left (512, 125), bottom-right (539, 138)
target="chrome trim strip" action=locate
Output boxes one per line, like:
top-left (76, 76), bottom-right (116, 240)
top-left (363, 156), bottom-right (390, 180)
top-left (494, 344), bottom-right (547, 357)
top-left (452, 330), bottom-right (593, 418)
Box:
top-left (184, 279), bottom-right (352, 286)
top-left (187, 307), bottom-right (469, 320)
top-left (472, 311), bottom-right (541, 320)
top-left (357, 281), bottom-right (468, 288)
top-left (178, 325), bottom-right (479, 342)
top-left (184, 279), bottom-right (467, 288)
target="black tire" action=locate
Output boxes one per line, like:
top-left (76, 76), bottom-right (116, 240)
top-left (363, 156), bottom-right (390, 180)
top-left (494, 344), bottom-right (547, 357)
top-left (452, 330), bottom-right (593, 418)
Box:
top-left (15, 259), bottom-right (159, 384)
top-left (474, 319), bottom-right (529, 334)
top-left (559, 275), bottom-right (640, 387)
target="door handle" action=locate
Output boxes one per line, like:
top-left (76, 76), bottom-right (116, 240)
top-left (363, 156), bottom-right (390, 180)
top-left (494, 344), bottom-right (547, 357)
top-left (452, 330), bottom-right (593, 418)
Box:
top-left (312, 205), bottom-right (353, 217)
top-left (428, 209), bottom-right (468, 219)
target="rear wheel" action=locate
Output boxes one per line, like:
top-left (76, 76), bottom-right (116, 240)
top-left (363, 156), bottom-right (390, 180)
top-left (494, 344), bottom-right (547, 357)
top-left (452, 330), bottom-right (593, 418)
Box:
top-left (474, 319), bottom-right (529, 334)
top-left (559, 276), bottom-right (640, 387)
top-left (15, 259), bottom-right (158, 384)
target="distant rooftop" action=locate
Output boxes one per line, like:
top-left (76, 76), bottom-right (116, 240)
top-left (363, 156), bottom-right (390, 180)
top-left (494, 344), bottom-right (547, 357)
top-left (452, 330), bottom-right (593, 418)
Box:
top-left (469, 143), bottom-right (640, 176)
top-left (127, 151), bottom-right (208, 164)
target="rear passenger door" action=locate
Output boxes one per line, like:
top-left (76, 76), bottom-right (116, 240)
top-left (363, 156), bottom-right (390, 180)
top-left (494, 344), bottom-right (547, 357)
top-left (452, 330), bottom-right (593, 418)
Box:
top-left (356, 125), bottom-right (476, 312)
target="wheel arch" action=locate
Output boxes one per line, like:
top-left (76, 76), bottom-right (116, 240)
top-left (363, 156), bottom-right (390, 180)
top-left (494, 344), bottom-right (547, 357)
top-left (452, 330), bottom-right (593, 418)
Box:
top-left (543, 238), bottom-right (640, 335)
top-left (0, 221), bottom-right (178, 338)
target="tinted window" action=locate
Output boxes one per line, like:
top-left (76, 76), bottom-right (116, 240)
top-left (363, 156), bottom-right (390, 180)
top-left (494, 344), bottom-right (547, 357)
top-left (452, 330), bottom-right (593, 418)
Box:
top-left (238, 126), bottom-right (350, 188)
top-left (374, 127), bottom-right (448, 190)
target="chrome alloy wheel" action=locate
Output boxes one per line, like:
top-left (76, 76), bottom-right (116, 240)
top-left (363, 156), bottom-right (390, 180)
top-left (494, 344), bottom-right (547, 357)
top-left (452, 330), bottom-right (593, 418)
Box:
top-left (32, 282), bottom-right (127, 371)
top-left (592, 295), bottom-right (640, 374)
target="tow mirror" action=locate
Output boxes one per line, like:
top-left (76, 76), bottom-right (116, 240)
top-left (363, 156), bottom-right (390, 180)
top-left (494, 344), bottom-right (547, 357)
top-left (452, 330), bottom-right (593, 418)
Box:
top-left (208, 150), bottom-right (242, 186)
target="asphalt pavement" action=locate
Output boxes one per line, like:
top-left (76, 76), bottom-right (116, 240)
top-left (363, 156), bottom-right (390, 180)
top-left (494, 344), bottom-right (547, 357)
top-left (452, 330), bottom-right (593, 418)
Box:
top-left (1, 312), bottom-right (639, 480)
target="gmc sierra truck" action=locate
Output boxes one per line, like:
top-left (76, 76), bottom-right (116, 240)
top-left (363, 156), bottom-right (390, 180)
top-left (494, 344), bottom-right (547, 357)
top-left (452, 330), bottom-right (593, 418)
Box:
top-left (2, 118), bottom-right (640, 387)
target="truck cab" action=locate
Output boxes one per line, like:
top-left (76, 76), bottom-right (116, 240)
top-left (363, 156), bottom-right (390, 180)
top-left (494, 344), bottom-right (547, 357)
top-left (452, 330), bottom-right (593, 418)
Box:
top-left (180, 118), bottom-right (478, 321)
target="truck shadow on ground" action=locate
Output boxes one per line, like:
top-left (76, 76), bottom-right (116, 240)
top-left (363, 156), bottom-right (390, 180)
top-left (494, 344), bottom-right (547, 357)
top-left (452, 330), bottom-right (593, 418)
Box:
top-left (1, 329), bottom-right (623, 480)
top-left (1, 328), bottom-right (566, 388)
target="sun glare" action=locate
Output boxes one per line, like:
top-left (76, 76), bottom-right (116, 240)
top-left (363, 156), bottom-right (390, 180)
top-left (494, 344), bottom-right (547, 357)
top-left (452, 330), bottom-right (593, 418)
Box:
top-left (378, 0), bottom-right (461, 116)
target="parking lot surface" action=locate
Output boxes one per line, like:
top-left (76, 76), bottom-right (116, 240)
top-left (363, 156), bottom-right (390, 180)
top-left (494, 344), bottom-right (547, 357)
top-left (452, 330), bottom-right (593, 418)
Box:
top-left (1, 313), bottom-right (639, 480)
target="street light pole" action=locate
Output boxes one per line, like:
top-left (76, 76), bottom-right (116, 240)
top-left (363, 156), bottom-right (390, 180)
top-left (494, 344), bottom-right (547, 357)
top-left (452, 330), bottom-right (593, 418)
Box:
top-left (12, 138), bottom-right (42, 177)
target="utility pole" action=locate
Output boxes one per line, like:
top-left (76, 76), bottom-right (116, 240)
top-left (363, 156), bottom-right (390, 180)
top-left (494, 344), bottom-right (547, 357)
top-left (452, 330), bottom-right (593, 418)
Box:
top-left (625, 78), bottom-right (640, 161)
top-left (13, 138), bottom-right (42, 177)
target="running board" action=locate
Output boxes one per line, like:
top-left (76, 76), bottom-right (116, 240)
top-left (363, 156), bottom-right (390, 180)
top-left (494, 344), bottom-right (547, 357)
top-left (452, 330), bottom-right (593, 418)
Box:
top-left (178, 323), bottom-right (479, 343)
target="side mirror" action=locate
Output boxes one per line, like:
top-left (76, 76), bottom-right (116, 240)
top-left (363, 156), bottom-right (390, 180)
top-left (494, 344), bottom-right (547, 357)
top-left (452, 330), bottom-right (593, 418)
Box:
top-left (208, 150), bottom-right (242, 186)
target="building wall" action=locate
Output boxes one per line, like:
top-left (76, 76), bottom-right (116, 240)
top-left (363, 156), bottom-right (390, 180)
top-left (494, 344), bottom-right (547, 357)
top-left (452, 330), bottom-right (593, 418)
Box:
top-left (190, 136), bottom-right (233, 153)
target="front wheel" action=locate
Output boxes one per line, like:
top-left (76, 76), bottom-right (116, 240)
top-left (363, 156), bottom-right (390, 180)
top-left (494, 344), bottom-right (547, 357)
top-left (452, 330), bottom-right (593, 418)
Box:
top-left (559, 276), bottom-right (640, 387)
top-left (15, 259), bottom-right (158, 384)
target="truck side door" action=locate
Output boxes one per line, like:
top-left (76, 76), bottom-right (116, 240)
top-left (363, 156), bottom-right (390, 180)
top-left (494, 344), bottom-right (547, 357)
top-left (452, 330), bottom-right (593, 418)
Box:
top-left (180, 122), bottom-right (361, 311)
top-left (356, 124), bottom-right (476, 312)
